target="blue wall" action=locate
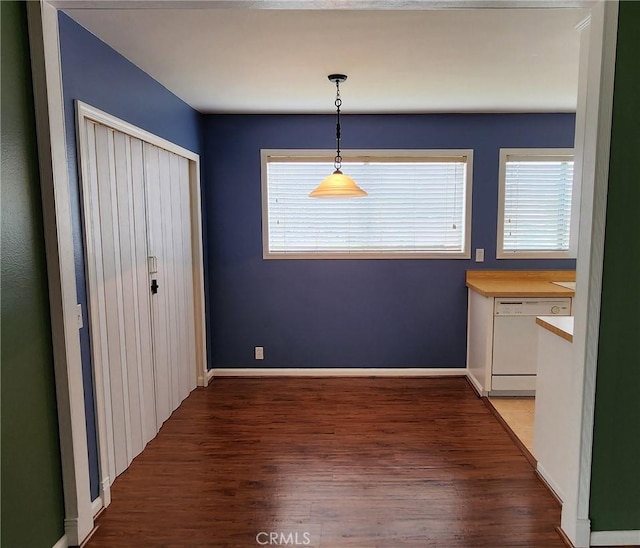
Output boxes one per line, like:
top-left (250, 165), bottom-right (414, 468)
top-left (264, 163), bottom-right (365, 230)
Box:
top-left (204, 113), bottom-right (575, 369)
top-left (58, 12), bottom-right (204, 501)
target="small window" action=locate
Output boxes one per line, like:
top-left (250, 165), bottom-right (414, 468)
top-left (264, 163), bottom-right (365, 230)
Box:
top-left (261, 150), bottom-right (473, 259)
top-left (497, 149), bottom-right (576, 259)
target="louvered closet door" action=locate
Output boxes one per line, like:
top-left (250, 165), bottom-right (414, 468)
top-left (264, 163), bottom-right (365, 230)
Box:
top-left (84, 122), bottom-right (157, 480)
top-left (144, 142), bottom-right (197, 428)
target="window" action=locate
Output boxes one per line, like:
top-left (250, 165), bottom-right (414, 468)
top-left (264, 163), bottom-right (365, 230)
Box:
top-left (497, 149), bottom-right (576, 259)
top-left (261, 150), bottom-right (473, 259)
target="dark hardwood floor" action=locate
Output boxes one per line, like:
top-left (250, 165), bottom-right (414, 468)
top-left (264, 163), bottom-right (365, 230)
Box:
top-left (87, 377), bottom-right (564, 547)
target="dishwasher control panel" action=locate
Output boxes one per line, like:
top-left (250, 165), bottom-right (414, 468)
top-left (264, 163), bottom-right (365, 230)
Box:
top-left (494, 298), bottom-right (571, 316)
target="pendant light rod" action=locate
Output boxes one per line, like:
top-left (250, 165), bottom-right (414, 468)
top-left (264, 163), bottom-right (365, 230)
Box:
top-left (309, 74), bottom-right (367, 198)
top-left (329, 74), bottom-right (347, 172)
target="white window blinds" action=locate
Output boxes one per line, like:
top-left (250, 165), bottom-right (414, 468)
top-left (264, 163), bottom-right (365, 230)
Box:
top-left (263, 151), bottom-right (472, 258)
top-left (499, 151), bottom-right (575, 257)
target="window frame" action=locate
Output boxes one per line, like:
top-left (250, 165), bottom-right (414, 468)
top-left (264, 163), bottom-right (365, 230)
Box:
top-left (260, 149), bottom-right (474, 260)
top-left (497, 148), bottom-right (577, 260)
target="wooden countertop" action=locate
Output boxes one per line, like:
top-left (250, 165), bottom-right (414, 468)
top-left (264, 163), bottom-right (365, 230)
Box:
top-left (536, 316), bottom-right (574, 343)
top-left (466, 270), bottom-right (576, 297)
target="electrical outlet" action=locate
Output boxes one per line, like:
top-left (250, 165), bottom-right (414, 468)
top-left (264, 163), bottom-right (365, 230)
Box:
top-left (475, 248), bottom-right (485, 262)
top-left (77, 303), bottom-right (83, 329)
top-left (255, 346), bottom-right (264, 360)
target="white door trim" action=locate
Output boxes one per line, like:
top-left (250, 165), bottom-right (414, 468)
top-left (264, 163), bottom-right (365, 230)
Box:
top-left (76, 102), bottom-right (199, 162)
top-left (560, 1), bottom-right (619, 546)
top-left (26, 2), bottom-right (94, 544)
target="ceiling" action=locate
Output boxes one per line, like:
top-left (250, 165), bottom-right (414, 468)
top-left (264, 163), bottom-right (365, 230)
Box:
top-left (64, 6), bottom-right (587, 114)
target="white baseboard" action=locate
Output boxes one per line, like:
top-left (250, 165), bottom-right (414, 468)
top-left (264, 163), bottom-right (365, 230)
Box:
top-left (591, 529), bottom-right (640, 546)
top-left (207, 368), bottom-right (215, 382)
top-left (52, 535), bottom-right (68, 548)
top-left (536, 462), bottom-right (565, 504)
top-left (209, 367), bottom-right (466, 377)
top-left (465, 370), bottom-right (486, 396)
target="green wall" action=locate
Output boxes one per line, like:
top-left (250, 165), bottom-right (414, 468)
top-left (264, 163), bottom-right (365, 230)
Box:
top-left (1, 2), bottom-right (66, 546)
top-left (589, 0), bottom-right (640, 533)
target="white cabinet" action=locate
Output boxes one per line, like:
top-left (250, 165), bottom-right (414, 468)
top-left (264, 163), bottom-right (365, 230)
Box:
top-left (466, 289), bottom-right (494, 396)
top-left (533, 317), bottom-right (574, 502)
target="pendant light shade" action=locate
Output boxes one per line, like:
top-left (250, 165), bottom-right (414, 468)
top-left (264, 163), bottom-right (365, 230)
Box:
top-left (309, 170), bottom-right (367, 198)
top-left (309, 74), bottom-right (367, 198)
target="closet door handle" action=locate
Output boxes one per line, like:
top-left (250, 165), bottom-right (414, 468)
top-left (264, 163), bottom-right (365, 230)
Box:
top-left (151, 279), bottom-right (159, 295)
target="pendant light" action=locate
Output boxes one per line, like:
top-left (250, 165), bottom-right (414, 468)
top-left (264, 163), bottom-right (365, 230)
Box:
top-left (309, 74), bottom-right (367, 198)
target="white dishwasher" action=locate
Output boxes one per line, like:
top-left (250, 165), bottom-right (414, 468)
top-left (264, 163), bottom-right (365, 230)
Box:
top-left (491, 298), bottom-right (572, 395)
